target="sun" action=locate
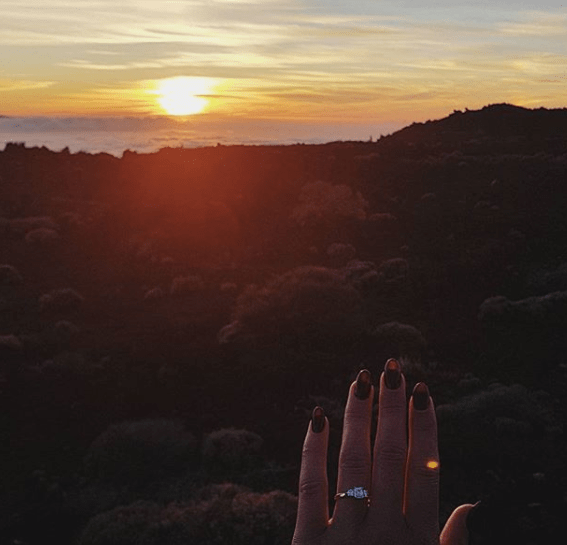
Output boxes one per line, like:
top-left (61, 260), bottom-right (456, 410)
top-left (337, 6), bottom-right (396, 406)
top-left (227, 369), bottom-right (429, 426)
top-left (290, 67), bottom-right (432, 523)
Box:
top-left (155, 77), bottom-right (215, 116)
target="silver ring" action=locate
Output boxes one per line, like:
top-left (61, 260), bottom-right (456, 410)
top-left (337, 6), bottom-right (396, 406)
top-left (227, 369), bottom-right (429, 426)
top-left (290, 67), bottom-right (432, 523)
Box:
top-left (334, 487), bottom-right (370, 501)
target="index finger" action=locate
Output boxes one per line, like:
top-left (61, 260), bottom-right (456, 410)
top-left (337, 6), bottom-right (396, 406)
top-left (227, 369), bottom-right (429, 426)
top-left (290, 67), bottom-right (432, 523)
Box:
top-left (293, 407), bottom-right (330, 543)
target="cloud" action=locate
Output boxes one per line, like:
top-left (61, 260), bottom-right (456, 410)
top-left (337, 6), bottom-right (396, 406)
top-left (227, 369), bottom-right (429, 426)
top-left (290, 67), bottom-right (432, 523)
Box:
top-left (497, 11), bottom-right (567, 36)
top-left (0, 79), bottom-right (55, 92)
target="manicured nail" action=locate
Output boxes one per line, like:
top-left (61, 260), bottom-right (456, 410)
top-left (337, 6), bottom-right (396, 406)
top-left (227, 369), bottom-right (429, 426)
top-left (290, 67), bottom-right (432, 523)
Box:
top-left (311, 406), bottom-right (325, 433)
top-left (355, 369), bottom-right (372, 399)
top-left (412, 382), bottom-right (430, 410)
top-left (384, 358), bottom-right (401, 389)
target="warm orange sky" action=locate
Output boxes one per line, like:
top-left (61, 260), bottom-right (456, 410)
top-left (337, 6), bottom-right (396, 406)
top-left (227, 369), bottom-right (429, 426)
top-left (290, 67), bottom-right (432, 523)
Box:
top-left (1, 0), bottom-right (566, 126)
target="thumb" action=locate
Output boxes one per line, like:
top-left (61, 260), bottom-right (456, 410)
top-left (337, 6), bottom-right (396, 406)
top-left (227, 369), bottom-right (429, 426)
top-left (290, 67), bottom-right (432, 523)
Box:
top-left (440, 503), bottom-right (477, 545)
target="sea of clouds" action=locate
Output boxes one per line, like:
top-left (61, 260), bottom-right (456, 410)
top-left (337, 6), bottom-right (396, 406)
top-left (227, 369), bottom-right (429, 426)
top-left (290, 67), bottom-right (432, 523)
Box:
top-left (0, 116), bottom-right (403, 157)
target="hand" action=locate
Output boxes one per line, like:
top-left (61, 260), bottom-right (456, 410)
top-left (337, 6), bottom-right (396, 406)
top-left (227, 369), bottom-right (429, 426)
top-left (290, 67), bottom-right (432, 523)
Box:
top-left (292, 359), bottom-right (475, 545)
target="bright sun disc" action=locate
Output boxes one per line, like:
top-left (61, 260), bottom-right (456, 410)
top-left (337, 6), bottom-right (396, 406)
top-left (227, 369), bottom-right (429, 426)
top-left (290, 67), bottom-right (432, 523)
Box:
top-left (156, 77), bottom-right (214, 116)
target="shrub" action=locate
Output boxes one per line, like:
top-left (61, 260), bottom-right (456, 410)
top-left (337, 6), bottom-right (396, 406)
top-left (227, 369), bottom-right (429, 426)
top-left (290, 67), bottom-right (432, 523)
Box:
top-left (0, 334), bottom-right (23, 359)
top-left (170, 275), bottom-right (205, 295)
top-left (25, 227), bottom-right (60, 246)
top-left (340, 260), bottom-right (379, 289)
top-left (51, 320), bottom-right (80, 346)
top-left (291, 181), bottom-right (368, 227)
top-left (9, 216), bottom-right (58, 237)
top-left (378, 258), bottom-right (409, 283)
top-left (78, 486), bottom-right (297, 545)
top-left (0, 264), bottom-right (23, 286)
top-left (39, 288), bottom-right (84, 314)
top-left (436, 383), bottom-right (562, 467)
top-left (143, 287), bottom-right (165, 301)
top-left (225, 266), bottom-right (365, 349)
top-left (84, 419), bottom-right (197, 486)
top-left (202, 428), bottom-right (263, 473)
top-left (373, 322), bottom-right (426, 374)
top-left (326, 242), bottom-right (356, 266)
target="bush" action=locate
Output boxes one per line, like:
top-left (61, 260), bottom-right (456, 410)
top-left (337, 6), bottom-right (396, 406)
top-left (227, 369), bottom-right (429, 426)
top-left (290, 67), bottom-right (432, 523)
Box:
top-left (291, 181), bottom-right (368, 227)
top-left (9, 216), bottom-right (58, 237)
top-left (39, 288), bottom-right (84, 314)
top-left (326, 242), bottom-right (356, 266)
top-left (373, 322), bottom-right (426, 375)
top-left (85, 419), bottom-right (197, 486)
top-left (170, 275), bottom-right (205, 295)
top-left (79, 485), bottom-right (297, 545)
top-left (378, 258), bottom-right (409, 283)
top-left (225, 266), bottom-right (365, 349)
top-left (436, 384), bottom-right (562, 467)
top-left (25, 227), bottom-right (60, 246)
top-left (0, 264), bottom-right (23, 286)
top-left (143, 287), bottom-right (165, 301)
top-left (202, 428), bottom-right (263, 473)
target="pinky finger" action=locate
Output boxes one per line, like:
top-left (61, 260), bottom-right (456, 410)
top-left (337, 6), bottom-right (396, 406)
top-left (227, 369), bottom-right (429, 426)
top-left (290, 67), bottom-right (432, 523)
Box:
top-left (293, 407), bottom-right (329, 543)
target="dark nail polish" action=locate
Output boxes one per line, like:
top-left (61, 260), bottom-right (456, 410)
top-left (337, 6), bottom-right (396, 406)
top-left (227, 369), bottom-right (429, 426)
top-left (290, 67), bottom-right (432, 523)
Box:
top-left (384, 358), bottom-right (401, 389)
top-left (412, 383), bottom-right (429, 410)
top-left (355, 369), bottom-right (372, 399)
top-left (311, 406), bottom-right (325, 433)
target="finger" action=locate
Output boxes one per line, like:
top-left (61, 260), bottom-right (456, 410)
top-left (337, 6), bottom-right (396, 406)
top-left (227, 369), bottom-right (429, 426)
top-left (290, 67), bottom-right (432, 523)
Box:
top-left (293, 407), bottom-right (329, 543)
top-left (404, 383), bottom-right (440, 540)
top-left (369, 359), bottom-right (407, 521)
top-left (440, 503), bottom-right (476, 545)
top-left (333, 370), bottom-right (374, 526)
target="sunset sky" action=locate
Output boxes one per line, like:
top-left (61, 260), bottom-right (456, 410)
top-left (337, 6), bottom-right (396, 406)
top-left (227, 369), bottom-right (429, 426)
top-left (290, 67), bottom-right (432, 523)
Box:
top-left (2, 0), bottom-right (566, 127)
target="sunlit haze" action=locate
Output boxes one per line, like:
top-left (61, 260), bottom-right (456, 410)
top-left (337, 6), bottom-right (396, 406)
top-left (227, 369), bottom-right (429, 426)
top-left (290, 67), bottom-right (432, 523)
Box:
top-left (1, 0), bottom-right (566, 150)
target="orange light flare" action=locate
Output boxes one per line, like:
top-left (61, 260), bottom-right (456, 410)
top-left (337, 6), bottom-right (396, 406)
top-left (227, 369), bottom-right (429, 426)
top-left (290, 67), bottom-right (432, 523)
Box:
top-left (426, 460), bottom-right (440, 470)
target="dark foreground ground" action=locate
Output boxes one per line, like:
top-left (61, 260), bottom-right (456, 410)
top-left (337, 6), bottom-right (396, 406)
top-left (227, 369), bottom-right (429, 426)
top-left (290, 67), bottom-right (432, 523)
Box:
top-left (1, 103), bottom-right (567, 544)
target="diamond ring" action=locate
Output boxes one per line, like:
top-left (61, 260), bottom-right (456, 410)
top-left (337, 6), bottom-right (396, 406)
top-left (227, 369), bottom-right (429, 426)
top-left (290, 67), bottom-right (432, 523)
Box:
top-left (334, 487), bottom-right (370, 501)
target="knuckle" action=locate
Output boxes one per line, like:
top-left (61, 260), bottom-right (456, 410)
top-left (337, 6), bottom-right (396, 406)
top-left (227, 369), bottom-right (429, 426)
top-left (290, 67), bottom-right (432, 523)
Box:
top-left (299, 478), bottom-right (325, 499)
top-left (412, 464), bottom-right (440, 484)
top-left (339, 452), bottom-right (370, 475)
top-left (376, 443), bottom-right (407, 463)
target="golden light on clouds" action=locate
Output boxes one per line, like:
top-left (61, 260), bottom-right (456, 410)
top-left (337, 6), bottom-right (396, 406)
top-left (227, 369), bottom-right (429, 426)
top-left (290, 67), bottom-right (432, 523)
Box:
top-left (1, 2), bottom-right (565, 120)
top-left (154, 77), bottom-right (217, 116)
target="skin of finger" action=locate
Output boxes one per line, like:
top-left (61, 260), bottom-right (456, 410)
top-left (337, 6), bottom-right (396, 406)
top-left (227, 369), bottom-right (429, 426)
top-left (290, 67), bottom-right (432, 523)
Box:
top-left (332, 381), bottom-right (374, 527)
top-left (369, 371), bottom-right (407, 521)
top-left (293, 416), bottom-right (330, 543)
top-left (440, 504), bottom-right (475, 545)
top-left (404, 394), bottom-right (440, 541)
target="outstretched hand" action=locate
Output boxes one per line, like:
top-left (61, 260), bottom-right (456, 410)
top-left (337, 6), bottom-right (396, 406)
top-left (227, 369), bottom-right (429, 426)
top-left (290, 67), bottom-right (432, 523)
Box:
top-left (292, 359), bottom-right (475, 545)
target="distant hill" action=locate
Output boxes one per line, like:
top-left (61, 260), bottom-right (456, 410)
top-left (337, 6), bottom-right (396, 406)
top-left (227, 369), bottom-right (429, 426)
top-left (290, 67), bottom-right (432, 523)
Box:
top-left (386, 103), bottom-right (567, 143)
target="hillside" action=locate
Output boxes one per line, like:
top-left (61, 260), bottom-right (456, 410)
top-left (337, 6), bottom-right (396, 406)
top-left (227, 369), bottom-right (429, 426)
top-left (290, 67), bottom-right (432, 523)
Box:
top-left (1, 104), bottom-right (566, 544)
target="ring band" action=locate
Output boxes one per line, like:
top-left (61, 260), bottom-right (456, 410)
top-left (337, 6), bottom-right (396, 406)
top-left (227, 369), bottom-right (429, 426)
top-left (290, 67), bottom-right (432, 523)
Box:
top-left (334, 487), bottom-right (370, 501)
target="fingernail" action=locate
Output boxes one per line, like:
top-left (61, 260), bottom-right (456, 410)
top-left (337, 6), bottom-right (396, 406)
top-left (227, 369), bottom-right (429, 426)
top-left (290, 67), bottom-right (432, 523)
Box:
top-left (355, 369), bottom-right (372, 399)
top-left (384, 358), bottom-right (401, 389)
top-left (311, 406), bottom-right (325, 433)
top-left (412, 382), bottom-right (429, 410)
top-left (466, 501), bottom-right (483, 535)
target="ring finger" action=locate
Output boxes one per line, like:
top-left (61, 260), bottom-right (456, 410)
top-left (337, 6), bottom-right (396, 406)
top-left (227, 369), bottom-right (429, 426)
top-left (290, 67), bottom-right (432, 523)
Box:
top-left (332, 369), bottom-right (374, 527)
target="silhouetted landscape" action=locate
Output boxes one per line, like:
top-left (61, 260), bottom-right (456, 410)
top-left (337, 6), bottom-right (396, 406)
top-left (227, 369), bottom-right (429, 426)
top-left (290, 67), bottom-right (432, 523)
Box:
top-left (1, 103), bottom-right (567, 544)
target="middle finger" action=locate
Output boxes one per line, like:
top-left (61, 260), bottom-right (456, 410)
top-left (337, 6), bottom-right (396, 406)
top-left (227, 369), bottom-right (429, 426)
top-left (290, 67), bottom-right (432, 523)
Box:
top-left (369, 359), bottom-right (407, 522)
